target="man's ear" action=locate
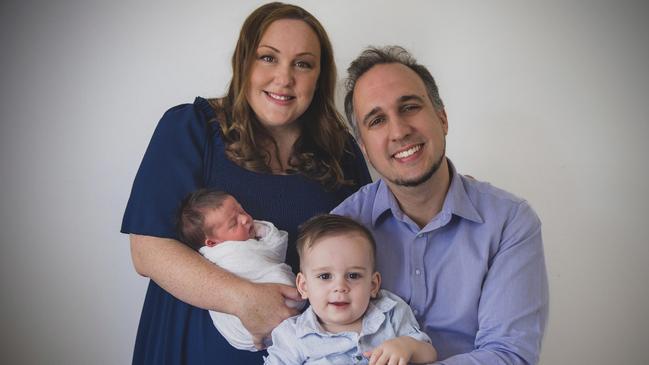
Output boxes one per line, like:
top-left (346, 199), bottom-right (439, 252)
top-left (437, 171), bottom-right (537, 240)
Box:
top-left (359, 140), bottom-right (367, 156)
top-left (296, 272), bottom-right (309, 300)
top-left (370, 272), bottom-right (381, 298)
top-left (437, 108), bottom-right (449, 135)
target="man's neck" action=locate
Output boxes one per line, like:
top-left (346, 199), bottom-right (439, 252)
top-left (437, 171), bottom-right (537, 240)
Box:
top-left (387, 158), bottom-right (451, 228)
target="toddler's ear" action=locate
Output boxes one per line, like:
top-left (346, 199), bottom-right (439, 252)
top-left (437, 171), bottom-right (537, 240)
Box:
top-left (370, 272), bottom-right (381, 298)
top-left (296, 273), bottom-right (309, 299)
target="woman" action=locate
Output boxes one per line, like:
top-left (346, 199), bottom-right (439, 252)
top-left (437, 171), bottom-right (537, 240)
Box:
top-left (121, 2), bottom-right (370, 363)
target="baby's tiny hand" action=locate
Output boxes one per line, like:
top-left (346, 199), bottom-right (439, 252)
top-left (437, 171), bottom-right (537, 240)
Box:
top-left (363, 337), bottom-right (413, 365)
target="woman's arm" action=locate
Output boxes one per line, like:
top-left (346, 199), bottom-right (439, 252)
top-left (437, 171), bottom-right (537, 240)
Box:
top-left (130, 234), bottom-right (301, 347)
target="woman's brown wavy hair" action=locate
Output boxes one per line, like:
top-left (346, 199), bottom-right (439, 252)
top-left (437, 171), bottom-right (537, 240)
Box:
top-left (208, 2), bottom-right (351, 190)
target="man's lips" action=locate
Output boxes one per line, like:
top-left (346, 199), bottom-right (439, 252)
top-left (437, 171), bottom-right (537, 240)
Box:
top-left (392, 143), bottom-right (424, 161)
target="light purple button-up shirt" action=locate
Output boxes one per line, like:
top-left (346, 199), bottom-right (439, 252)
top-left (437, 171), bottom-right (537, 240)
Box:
top-left (332, 161), bottom-right (548, 364)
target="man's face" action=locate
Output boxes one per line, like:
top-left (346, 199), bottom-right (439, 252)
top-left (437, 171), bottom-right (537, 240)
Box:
top-left (353, 63), bottom-right (448, 188)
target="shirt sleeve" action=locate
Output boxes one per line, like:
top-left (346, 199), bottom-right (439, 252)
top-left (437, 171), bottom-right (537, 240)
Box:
top-left (435, 201), bottom-right (549, 365)
top-left (121, 103), bottom-right (208, 239)
top-left (264, 319), bottom-right (305, 365)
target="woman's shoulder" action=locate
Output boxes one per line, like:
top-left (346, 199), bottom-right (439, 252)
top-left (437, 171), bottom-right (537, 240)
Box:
top-left (158, 97), bottom-right (216, 123)
top-left (151, 97), bottom-right (223, 139)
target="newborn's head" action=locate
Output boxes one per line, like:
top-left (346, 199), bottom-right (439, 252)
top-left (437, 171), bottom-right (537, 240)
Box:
top-left (177, 189), bottom-right (256, 250)
top-left (202, 195), bottom-right (256, 246)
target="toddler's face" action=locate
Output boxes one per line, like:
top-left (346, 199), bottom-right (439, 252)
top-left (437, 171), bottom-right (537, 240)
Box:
top-left (203, 196), bottom-right (255, 246)
top-left (296, 233), bottom-right (380, 333)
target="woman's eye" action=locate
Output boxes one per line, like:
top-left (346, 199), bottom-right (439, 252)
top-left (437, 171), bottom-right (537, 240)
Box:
top-left (259, 55), bottom-right (275, 63)
top-left (295, 61), bottom-right (312, 69)
top-left (317, 273), bottom-right (331, 280)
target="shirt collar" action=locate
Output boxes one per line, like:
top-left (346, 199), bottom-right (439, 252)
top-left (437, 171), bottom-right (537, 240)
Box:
top-left (370, 158), bottom-right (483, 226)
top-left (294, 290), bottom-right (398, 338)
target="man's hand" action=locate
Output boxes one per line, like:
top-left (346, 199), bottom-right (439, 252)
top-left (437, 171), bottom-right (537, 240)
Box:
top-left (234, 282), bottom-right (302, 349)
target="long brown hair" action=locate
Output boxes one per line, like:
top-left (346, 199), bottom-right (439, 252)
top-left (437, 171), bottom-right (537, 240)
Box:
top-left (209, 2), bottom-right (351, 190)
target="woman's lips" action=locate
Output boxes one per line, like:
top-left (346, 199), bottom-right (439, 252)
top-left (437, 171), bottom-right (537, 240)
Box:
top-left (264, 91), bottom-right (295, 105)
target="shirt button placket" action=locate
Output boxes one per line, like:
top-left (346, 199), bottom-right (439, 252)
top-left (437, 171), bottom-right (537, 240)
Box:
top-left (411, 232), bottom-right (427, 317)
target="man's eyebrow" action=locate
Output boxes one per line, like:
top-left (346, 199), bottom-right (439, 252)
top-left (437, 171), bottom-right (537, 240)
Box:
top-left (257, 44), bottom-right (317, 57)
top-left (360, 94), bottom-right (426, 126)
top-left (398, 94), bottom-right (425, 103)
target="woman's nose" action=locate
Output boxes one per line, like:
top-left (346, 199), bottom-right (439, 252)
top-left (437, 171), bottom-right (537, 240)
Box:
top-left (273, 64), bottom-right (294, 87)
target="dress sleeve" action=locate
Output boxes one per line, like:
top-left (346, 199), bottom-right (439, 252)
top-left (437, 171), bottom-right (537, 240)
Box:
top-left (121, 102), bottom-right (208, 239)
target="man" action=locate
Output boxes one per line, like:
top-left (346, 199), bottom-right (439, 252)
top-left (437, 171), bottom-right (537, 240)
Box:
top-left (332, 46), bottom-right (548, 364)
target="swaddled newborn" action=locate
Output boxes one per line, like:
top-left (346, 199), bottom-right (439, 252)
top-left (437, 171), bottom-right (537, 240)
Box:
top-left (177, 188), bottom-right (303, 351)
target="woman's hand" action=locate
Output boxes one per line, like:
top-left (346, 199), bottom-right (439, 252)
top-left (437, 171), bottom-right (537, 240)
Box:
top-left (235, 282), bottom-right (302, 349)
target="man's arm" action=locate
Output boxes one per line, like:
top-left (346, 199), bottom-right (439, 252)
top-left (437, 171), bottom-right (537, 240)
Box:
top-left (435, 201), bottom-right (549, 365)
top-left (130, 234), bottom-right (301, 347)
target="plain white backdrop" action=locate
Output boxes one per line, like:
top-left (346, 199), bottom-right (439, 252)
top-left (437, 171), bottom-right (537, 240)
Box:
top-left (1, 0), bottom-right (648, 364)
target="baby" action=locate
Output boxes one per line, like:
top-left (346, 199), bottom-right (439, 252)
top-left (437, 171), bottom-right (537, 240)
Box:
top-left (264, 214), bottom-right (437, 365)
top-left (177, 188), bottom-right (301, 351)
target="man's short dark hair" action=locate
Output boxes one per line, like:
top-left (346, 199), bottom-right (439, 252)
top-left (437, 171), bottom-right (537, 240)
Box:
top-left (177, 188), bottom-right (231, 250)
top-left (344, 45), bottom-right (445, 138)
top-left (296, 214), bottom-right (377, 271)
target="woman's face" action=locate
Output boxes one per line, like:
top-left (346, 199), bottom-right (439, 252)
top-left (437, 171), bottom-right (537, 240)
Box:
top-left (246, 19), bottom-right (321, 133)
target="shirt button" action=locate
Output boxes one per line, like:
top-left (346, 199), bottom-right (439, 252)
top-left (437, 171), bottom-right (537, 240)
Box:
top-left (355, 354), bottom-right (364, 361)
top-left (415, 269), bottom-right (421, 275)
top-left (413, 309), bottom-right (419, 315)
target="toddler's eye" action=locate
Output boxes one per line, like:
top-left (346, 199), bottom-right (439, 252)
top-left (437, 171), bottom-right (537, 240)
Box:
top-left (347, 272), bottom-right (362, 279)
top-left (317, 273), bottom-right (331, 280)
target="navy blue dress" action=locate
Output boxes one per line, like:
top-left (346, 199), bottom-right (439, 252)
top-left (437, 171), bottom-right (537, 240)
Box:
top-left (121, 97), bottom-right (371, 364)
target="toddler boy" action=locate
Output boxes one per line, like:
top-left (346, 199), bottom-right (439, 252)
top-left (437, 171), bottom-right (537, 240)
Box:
top-left (264, 214), bottom-right (437, 364)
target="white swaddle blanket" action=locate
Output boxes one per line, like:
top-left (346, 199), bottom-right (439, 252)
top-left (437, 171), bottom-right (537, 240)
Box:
top-left (199, 220), bottom-right (300, 351)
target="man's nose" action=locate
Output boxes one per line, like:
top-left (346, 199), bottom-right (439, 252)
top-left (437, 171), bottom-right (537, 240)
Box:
top-left (388, 116), bottom-right (413, 141)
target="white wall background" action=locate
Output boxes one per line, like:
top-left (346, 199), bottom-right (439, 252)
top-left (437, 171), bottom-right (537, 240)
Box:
top-left (2, 0), bottom-right (648, 364)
